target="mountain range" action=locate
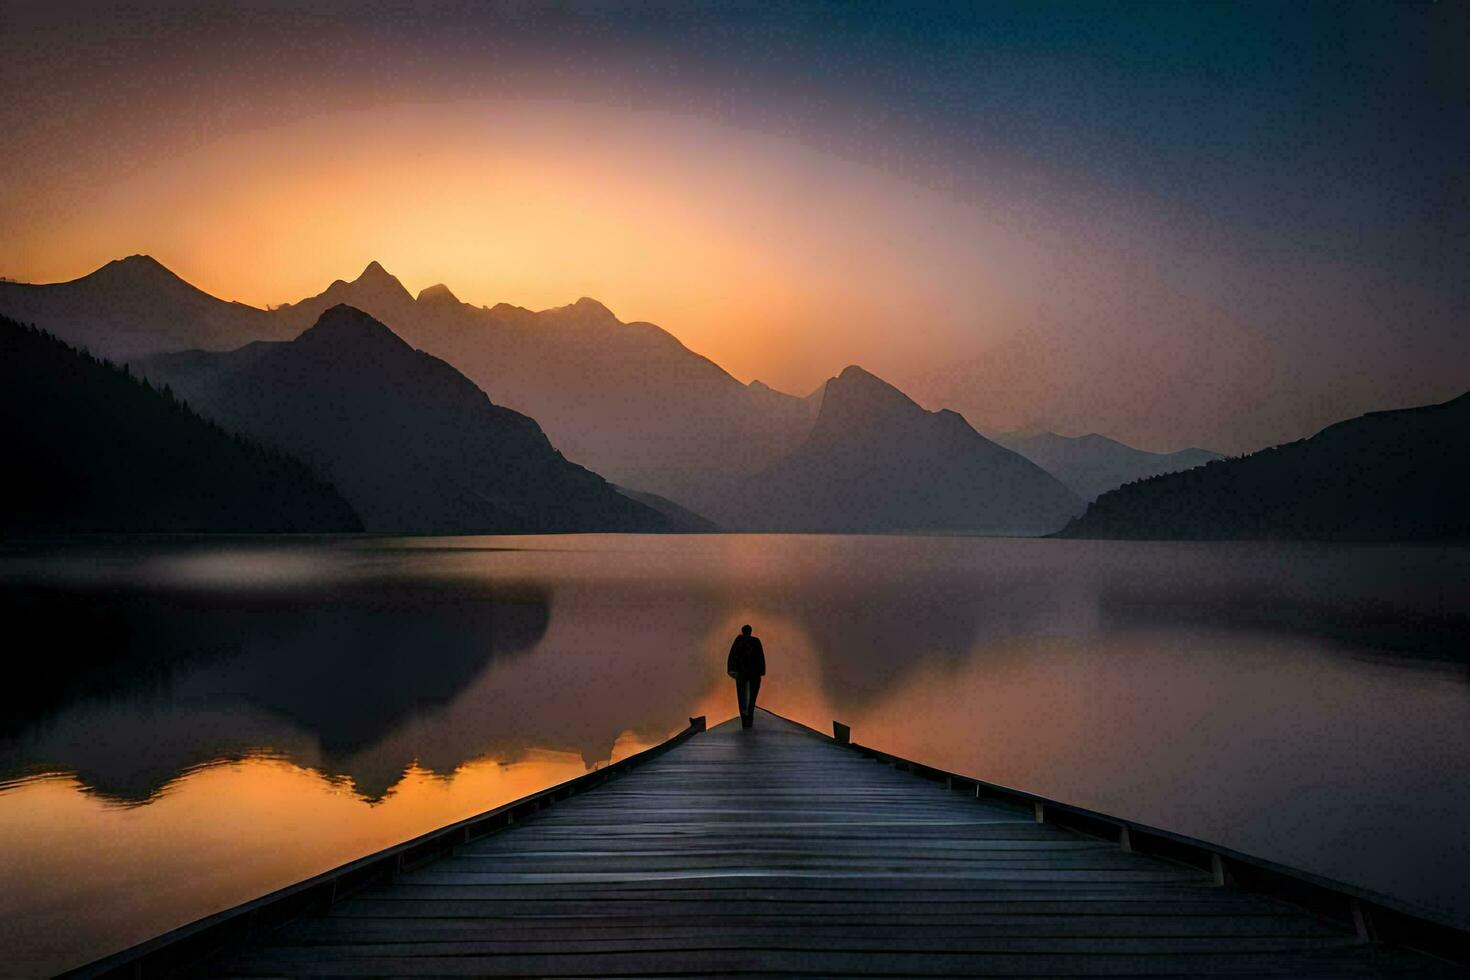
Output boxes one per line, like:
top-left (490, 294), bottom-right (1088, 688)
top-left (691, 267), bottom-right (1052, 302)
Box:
top-left (2, 256), bottom-right (1087, 534)
top-left (1, 312), bottom-right (361, 533)
top-left (139, 305), bottom-right (677, 534)
top-left (1059, 392), bottom-right (1470, 541)
top-left (246, 261), bottom-right (820, 505)
top-left (6, 255), bottom-right (1461, 541)
top-left (993, 431), bottom-right (1221, 502)
top-left (0, 257), bottom-right (823, 506)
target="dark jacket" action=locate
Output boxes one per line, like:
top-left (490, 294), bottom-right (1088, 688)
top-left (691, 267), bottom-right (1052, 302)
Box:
top-left (727, 634), bottom-right (766, 678)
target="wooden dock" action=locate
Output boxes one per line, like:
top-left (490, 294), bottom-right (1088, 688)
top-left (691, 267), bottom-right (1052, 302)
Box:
top-left (68, 710), bottom-right (1463, 977)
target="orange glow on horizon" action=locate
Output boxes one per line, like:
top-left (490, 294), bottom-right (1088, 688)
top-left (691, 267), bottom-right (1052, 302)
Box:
top-left (3, 98), bottom-right (1379, 452)
top-left (2, 101), bottom-right (1041, 397)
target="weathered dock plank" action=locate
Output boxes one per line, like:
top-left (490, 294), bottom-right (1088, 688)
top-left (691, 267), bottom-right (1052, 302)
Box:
top-left (189, 710), bottom-right (1458, 977)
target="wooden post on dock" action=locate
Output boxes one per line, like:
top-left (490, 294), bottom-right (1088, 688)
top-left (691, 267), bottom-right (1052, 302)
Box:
top-left (1351, 899), bottom-right (1378, 943)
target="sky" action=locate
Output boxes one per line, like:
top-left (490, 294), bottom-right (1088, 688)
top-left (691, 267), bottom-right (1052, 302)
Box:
top-left (2, 1), bottom-right (1466, 453)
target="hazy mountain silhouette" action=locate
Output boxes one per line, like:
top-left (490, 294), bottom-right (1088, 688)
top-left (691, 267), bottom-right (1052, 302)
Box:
top-left (3, 257), bottom-right (819, 505)
top-left (0, 255), bottom-right (294, 360)
top-left (1059, 392), bottom-right (1470, 541)
top-left (140, 305), bottom-right (674, 533)
top-left (995, 431), bottom-right (1222, 502)
top-left (272, 263), bottom-right (819, 503)
top-left (273, 260), bottom-right (420, 332)
top-left (416, 282), bottom-right (460, 306)
top-left (614, 486), bottom-right (720, 532)
top-left (0, 314), bottom-right (361, 533)
top-left (702, 366), bottom-right (1082, 533)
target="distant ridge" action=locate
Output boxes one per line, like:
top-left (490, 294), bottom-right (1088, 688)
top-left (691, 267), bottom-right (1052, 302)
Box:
top-left (1058, 392), bottom-right (1470, 541)
top-left (995, 431), bottom-right (1221, 502)
top-left (140, 305), bottom-right (676, 534)
top-left (0, 255), bottom-right (290, 359)
top-left (0, 312), bottom-right (361, 533)
top-left (702, 365), bottom-right (1082, 534)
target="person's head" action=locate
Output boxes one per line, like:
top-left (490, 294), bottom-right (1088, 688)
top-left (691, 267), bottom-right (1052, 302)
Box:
top-left (741, 624), bottom-right (752, 636)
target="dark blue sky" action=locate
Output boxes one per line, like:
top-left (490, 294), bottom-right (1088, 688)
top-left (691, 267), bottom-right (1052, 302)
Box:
top-left (10, 1), bottom-right (1461, 273)
top-left (561, 1), bottom-right (1463, 281)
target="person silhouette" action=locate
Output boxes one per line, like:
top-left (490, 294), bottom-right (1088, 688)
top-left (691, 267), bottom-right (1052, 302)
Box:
top-left (727, 624), bottom-right (766, 729)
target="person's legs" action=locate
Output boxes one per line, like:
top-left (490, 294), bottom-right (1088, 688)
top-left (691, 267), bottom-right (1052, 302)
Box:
top-left (735, 676), bottom-right (750, 724)
top-left (746, 676), bottom-right (761, 727)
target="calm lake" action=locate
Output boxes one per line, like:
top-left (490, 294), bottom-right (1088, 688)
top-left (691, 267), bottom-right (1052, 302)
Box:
top-left (1, 534), bottom-right (1467, 976)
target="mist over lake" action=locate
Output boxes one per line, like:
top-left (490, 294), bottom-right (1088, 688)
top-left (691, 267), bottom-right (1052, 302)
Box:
top-left (2, 534), bottom-right (1466, 976)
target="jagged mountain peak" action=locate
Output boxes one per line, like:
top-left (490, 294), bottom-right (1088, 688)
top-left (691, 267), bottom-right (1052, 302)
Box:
top-left (328, 260), bottom-right (414, 303)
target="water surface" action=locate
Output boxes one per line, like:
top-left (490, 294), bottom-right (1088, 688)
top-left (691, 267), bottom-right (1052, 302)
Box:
top-left (1, 534), bottom-right (1466, 976)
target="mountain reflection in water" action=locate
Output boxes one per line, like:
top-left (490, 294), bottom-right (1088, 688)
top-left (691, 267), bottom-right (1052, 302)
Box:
top-left (3, 576), bottom-right (550, 802)
top-left (0, 535), bottom-right (1466, 977)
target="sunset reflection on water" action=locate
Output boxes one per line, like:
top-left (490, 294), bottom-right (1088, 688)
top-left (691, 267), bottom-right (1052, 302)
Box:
top-left (1, 534), bottom-right (1467, 975)
top-left (0, 735), bottom-right (668, 977)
